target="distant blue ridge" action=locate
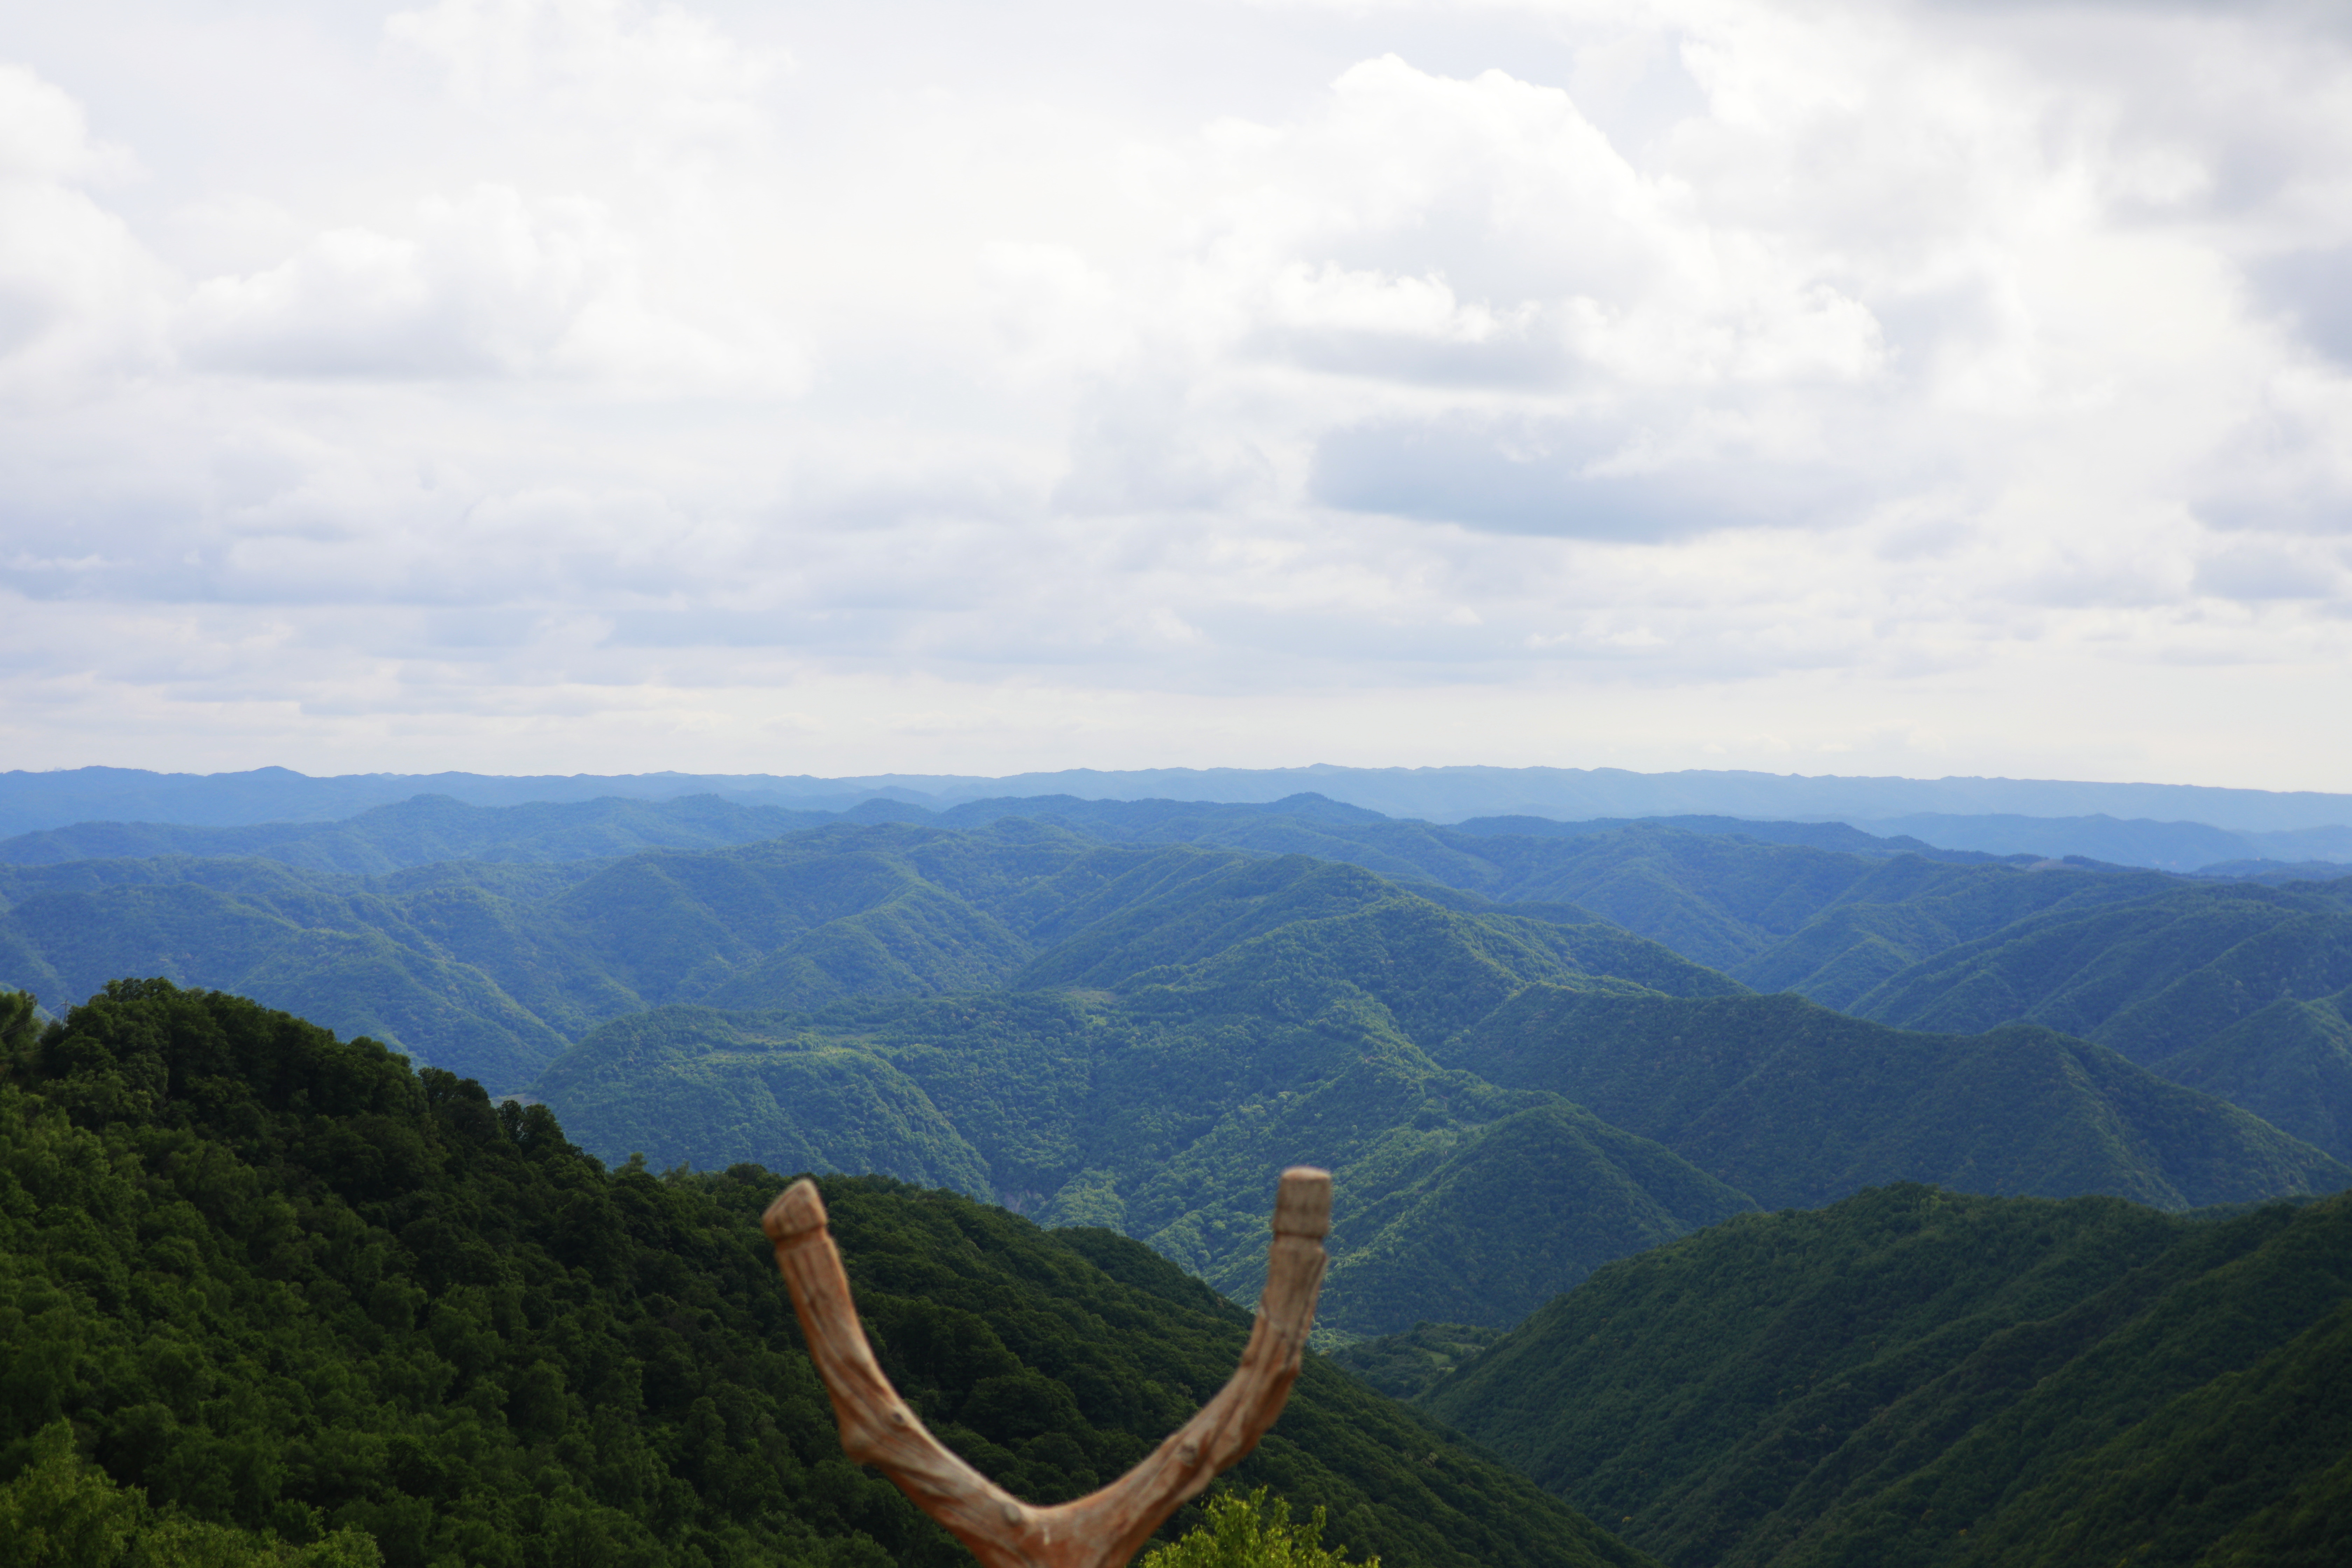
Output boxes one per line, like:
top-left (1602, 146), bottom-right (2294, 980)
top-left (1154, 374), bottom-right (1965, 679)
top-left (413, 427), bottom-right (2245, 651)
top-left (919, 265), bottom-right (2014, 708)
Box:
top-left (1, 769), bottom-right (2347, 874)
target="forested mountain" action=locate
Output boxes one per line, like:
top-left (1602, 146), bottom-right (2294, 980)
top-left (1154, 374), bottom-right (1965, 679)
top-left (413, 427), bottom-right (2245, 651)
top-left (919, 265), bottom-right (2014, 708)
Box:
top-left (512, 836), bottom-right (2352, 1331)
top-left (1825, 879), bottom-right (2352, 1160)
top-left (1415, 1183), bottom-right (2352, 1568)
top-left (0, 980), bottom-right (1647, 1568)
top-left (2190, 857), bottom-right (2352, 886)
top-left (1856, 811), bottom-right (2352, 870)
top-left (529, 978), bottom-right (1760, 1334)
top-left (2154, 996), bottom-right (2352, 1165)
top-left (0, 793), bottom-right (845, 874)
top-left (10, 779), bottom-right (2352, 1566)
top-left (1442, 987), bottom-right (2348, 1211)
top-left (1323, 1322), bottom-right (1506, 1403)
top-left (860, 803), bottom-right (2193, 990)
top-left (8, 762), bottom-right (2351, 841)
top-left (527, 966), bottom-right (2350, 1335)
top-left (1199, 823), bottom-right (2352, 1167)
top-left (8, 786), bottom-right (2326, 1031)
top-left (5, 811), bottom-right (2348, 1340)
top-left (0, 822), bottom-right (1738, 1091)
top-left (1851, 879), bottom-right (2352, 1049)
top-left (0, 785), bottom-right (2003, 882)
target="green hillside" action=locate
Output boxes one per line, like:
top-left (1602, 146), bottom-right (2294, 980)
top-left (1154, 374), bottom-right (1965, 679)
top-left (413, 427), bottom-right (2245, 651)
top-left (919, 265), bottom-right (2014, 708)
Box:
top-left (0, 824), bottom-right (1728, 1096)
top-left (532, 986), bottom-right (1756, 1335)
top-left (528, 863), bottom-right (2348, 1332)
top-left (12, 790), bottom-right (2277, 1031)
top-left (519, 839), bottom-right (2345, 1329)
top-left (1301, 1098), bottom-right (1756, 1333)
top-left (0, 825), bottom-right (1164, 1088)
top-left (0, 793), bottom-right (841, 875)
top-left (1850, 880), bottom-right (2352, 1055)
top-left (1726, 860), bottom-right (2177, 1008)
top-left (988, 811), bottom-right (2122, 978)
top-left (0, 979), bottom-right (1650, 1568)
top-left (0, 807), bottom-right (2193, 1088)
top-left (1442, 986), bottom-right (2351, 1211)
top-left (526, 1005), bottom-right (999, 1198)
top-left (1017, 853), bottom-right (1741, 1034)
top-left (5, 802), bottom-right (2183, 1022)
top-left (1323, 1322), bottom-right (1505, 1402)
top-left (0, 859), bottom-right (582, 1088)
top-left (1287, 823), bottom-right (2167, 978)
top-left (1418, 1183), bottom-right (2352, 1568)
top-left (1838, 879), bottom-right (2352, 1156)
top-left (2151, 993), bottom-right (2352, 1162)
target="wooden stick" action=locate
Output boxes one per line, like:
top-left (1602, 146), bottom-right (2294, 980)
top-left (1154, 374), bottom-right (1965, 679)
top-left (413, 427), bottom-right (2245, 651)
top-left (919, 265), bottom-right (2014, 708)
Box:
top-left (763, 1167), bottom-right (1333, 1568)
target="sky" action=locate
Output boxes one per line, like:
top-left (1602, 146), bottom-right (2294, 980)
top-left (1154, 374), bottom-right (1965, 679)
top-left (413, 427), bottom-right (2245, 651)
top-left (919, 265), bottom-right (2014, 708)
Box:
top-left (2, 0), bottom-right (2349, 787)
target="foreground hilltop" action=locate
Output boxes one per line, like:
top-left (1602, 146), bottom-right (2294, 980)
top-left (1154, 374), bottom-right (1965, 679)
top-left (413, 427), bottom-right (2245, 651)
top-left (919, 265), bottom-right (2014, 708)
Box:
top-left (9, 980), bottom-right (2346, 1568)
top-left (0, 980), bottom-right (1643, 1568)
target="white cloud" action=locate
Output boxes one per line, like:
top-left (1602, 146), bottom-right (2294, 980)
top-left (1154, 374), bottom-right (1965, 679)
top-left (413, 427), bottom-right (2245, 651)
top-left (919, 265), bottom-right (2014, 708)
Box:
top-left (387, 0), bottom-right (780, 142)
top-left (0, 0), bottom-right (2348, 786)
top-left (0, 64), bottom-right (169, 398)
top-left (179, 184), bottom-right (757, 382)
top-left (0, 59), bottom-right (131, 183)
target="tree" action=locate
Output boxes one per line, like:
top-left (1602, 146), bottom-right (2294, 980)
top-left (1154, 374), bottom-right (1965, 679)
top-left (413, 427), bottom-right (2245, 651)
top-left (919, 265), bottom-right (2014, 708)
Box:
top-left (0, 987), bottom-right (44, 1079)
top-left (0, 1419), bottom-right (383, 1567)
top-left (1141, 1488), bottom-right (1379, 1568)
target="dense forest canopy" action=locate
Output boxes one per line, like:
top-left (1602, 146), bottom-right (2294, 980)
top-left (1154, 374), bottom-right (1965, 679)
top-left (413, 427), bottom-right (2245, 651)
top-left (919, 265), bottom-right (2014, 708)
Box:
top-left (0, 979), bottom-right (1645, 1568)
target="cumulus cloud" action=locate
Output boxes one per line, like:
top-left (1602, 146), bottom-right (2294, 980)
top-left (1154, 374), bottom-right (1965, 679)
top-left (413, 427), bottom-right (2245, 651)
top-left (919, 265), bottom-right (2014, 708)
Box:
top-left (168, 0), bottom-right (802, 388)
top-left (0, 64), bottom-right (169, 397)
top-left (0, 0), bottom-right (2349, 784)
top-left (178, 184), bottom-right (750, 381)
top-left (387, 0), bottom-right (779, 148)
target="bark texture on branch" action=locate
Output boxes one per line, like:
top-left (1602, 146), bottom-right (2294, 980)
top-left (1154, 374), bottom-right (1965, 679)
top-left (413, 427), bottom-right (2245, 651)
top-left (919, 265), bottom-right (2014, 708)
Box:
top-left (762, 1167), bottom-right (1333, 1568)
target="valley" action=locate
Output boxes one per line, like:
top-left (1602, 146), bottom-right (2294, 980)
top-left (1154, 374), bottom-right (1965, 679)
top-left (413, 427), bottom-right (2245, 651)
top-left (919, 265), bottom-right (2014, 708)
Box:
top-left (5, 789), bottom-right (2350, 1565)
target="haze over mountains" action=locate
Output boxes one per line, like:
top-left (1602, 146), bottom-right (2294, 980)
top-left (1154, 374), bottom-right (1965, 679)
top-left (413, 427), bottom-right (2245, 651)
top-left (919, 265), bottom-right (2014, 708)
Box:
top-left (7, 765), bottom-right (2352, 870)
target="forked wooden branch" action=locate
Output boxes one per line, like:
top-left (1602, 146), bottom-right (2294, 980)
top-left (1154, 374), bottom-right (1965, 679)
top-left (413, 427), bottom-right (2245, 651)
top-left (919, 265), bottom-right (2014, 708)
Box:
top-left (762, 1167), bottom-right (1332, 1568)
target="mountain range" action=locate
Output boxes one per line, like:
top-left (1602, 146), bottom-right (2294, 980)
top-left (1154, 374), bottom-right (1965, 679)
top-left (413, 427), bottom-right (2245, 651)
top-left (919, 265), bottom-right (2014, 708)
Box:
top-left (6, 765), bottom-right (2351, 863)
top-left (11, 794), bottom-right (2351, 1145)
top-left (7, 774), bottom-right (2352, 1567)
top-left (6, 799), bottom-right (2350, 1341)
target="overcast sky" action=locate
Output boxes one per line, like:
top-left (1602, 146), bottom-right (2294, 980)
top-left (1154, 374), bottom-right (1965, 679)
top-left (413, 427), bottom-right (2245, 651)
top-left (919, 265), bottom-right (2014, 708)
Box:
top-left (3, 0), bottom-right (2349, 786)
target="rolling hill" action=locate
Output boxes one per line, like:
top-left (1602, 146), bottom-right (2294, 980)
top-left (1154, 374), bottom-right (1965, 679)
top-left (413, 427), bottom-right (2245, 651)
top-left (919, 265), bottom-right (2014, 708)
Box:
top-left (528, 981), bottom-right (1760, 1337)
top-left (1440, 986), bottom-right (2351, 1211)
top-left (6, 808), bottom-right (2350, 1349)
top-left (0, 792), bottom-right (844, 874)
top-left (0, 821), bottom-right (1738, 1091)
top-left (1417, 1182), bottom-right (2352, 1568)
top-left (1850, 879), bottom-right (2352, 1055)
top-left (527, 868), bottom-right (2347, 1334)
top-left (1839, 878), bottom-right (2352, 1160)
